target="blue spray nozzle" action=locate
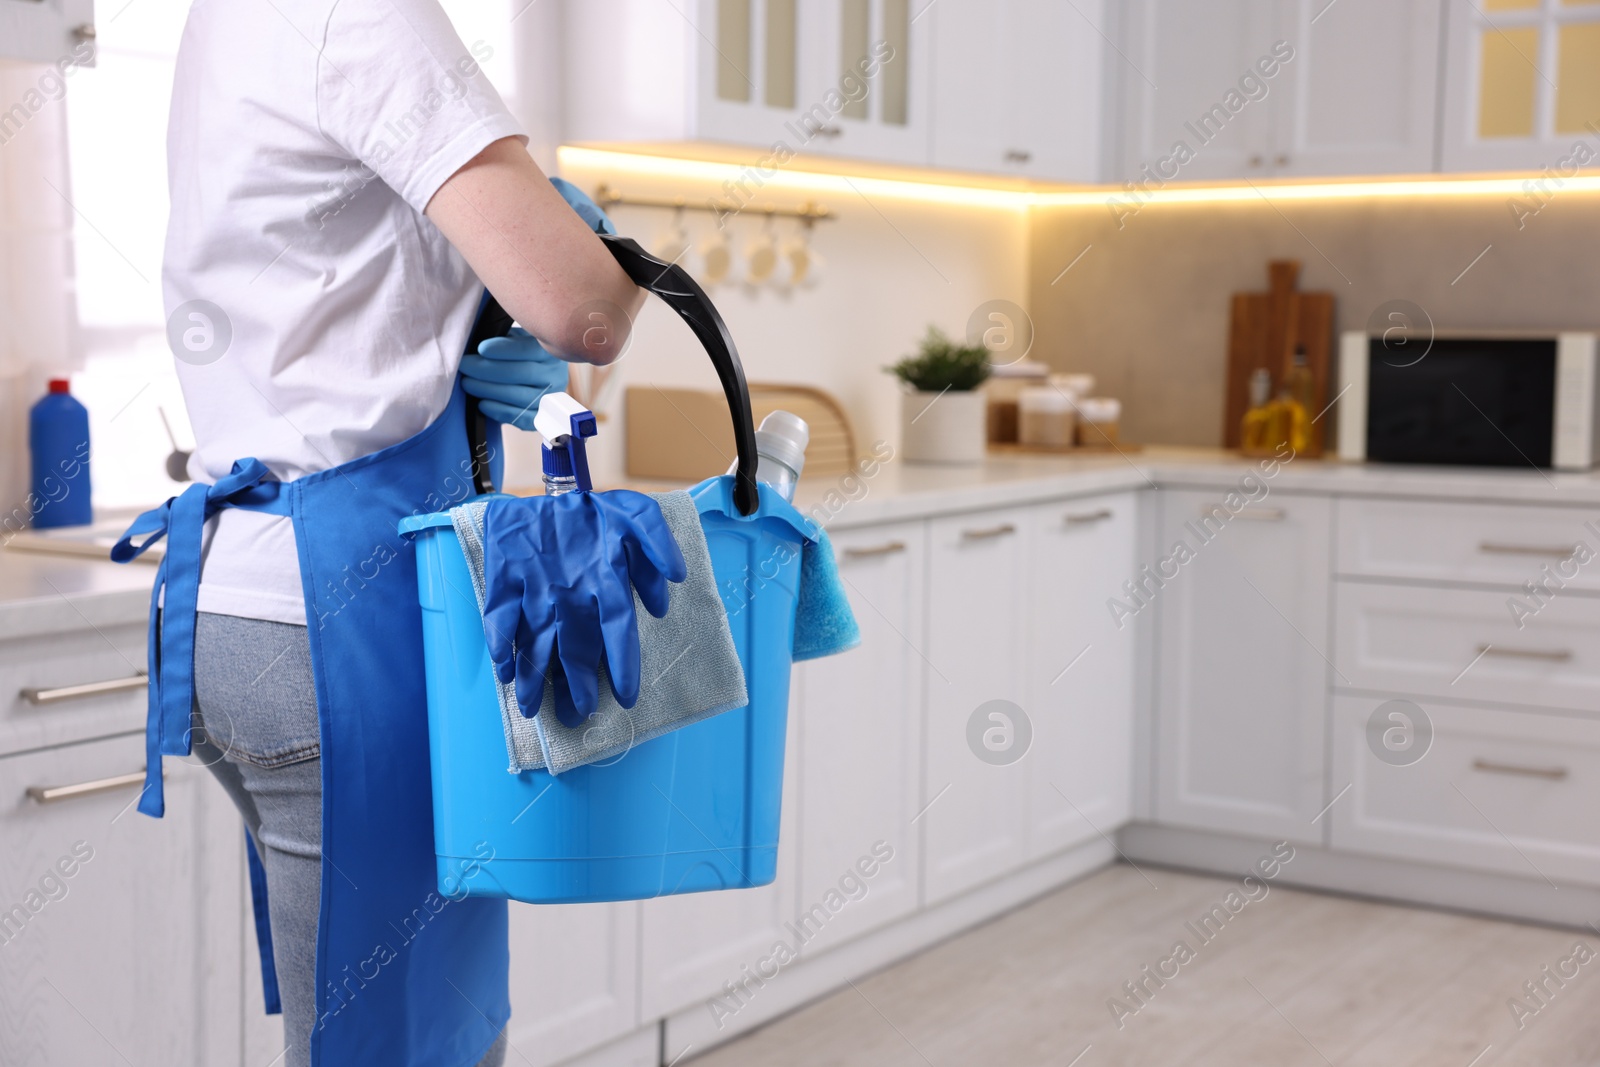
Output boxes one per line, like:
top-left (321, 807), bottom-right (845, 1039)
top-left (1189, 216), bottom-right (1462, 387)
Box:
top-left (536, 392), bottom-right (597, 492)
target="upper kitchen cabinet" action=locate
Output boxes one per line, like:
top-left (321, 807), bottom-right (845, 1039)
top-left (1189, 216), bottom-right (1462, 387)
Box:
top-left (1274, 0), bottom-right (1442, 176)
top-left (0, 0), bottom-right (95, 63)
top-left (929, 0), bottom-right (1107, 181)
top-left (562, 0), bottom-right (931, 165)
top-left (1440, 0), bottom-right (1600, 172)
top-left (1115, 0), bottom-right (1284, 181)
top-left (1114, 0), bottom-right (1440, 180)
top-left (803, 0), bottom-right (931, 164)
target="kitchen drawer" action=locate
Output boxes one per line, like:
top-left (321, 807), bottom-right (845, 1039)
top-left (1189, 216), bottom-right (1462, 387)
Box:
top-left (0, 622), bottom-right (148, 756)
top-left (0, 733), bottom-right (241, 1065)
top-left (1330, 694), bottom-right (1600, 886)
top-left (1336, 497), bottom-right (1600, 591)
top-left (1334, 582), bottom-right (1600, 713)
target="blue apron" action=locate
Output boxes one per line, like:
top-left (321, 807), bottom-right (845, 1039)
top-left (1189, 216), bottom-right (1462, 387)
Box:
top-left (114, 380), bottom-right (510, 1067)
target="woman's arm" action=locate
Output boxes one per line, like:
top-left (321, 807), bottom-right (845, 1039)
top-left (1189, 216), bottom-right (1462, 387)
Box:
top-left (426, 137), bottom-right (644, 365)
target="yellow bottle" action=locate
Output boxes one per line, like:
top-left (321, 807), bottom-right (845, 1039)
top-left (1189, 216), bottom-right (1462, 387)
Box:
top-left (1240, 368), bottom-right (1275, 455)
top-left (1282, 345), bottom-right (1315, 454)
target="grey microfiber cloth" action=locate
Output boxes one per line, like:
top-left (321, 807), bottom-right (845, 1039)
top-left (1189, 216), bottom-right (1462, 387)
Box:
top-left (451, 490), bottom-right (747, 774)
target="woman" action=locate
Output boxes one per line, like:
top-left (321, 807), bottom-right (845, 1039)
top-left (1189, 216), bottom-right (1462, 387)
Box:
top-left (113, 1), bottom-right (643, 1064)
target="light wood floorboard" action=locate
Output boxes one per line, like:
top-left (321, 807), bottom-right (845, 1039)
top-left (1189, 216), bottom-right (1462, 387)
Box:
top-left (687, 863), bottom-right (1600, 1067)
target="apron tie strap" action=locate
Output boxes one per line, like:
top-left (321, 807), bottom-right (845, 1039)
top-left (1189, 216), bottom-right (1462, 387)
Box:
top-left (112, 458), bottom-right (290, 817)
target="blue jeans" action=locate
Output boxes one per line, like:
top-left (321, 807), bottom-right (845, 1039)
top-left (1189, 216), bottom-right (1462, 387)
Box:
top-left (191, 612), bottom-right (507, 1067)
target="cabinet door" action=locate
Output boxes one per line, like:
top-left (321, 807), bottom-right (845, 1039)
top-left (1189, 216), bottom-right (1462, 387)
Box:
top-left (1024, 493), bottom-right (1137, 860)
top-left (805, 0), bottom-right (932, 164)
top-left (637, 699), bottom-right (800, 1021)
top-left (922, 507), bottom-right (1029, 904)
top-left (793, 520), bottom-right (924, 953)
top-left (1115, 0), bottom-right (1282, 181)
top-left (695, 0), bottom-right (825, 146)
top-left (1154, 489), bottom-right (1332, 843)
top-left (0, 0), bottom-right (94, 63)
top-left (1274, 0), bottom-right (1441, 176)
top-left (1440, 0), bottom-right (1600, 173)
top-left (0, 736), bottom-right (241, 1067)
top-left (504, 903), bottom-right (640, 1067)
top-left (930, 0), bottom-right (1106, 180)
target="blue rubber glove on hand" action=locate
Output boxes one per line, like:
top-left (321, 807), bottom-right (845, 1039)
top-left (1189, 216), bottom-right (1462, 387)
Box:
top-left (549, 176), bottom-right (616, 235)
top-left (480, 491), bottom-right (688, 726)
top-left (460, 327), bottom-right (569, 431)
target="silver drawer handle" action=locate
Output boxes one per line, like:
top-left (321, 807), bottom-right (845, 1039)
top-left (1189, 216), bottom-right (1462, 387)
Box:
top-left (1477, 644), bottom-right (1573, 663)
top-left (843, 541), bottom-right (907, 560)
top-left (27, 769), bottom-right (149, 804)
top-left (21, 671), bottom-right (148, 706)
top-left (1199, 505), bottom-right (1285, 521)
top-left (960, 523), bottom-right (1017, 542)
top-left (1472, 759), bottom-right (1568, 781)
top-left (1003, 148), bottom-right (1032, 163)
top-left (1064, 509), bottom-right (1112, 526)
top-left (1479, 542), bottom-right (1580, 558)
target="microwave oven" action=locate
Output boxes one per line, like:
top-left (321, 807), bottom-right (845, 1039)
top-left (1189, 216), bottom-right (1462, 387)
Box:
top-left (1336, 331), bottom-right (1600, 471)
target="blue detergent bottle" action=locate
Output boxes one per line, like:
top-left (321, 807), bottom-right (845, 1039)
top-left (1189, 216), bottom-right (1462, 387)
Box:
top-left (29, 378), bottom-right (93, 528)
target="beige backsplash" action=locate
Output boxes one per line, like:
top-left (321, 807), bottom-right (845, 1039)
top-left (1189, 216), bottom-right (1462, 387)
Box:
top-left (1027, 188), bottom-right (1600, 447)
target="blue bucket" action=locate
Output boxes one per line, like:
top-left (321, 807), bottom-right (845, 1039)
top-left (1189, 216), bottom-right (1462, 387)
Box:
top-left (399, 475), bottom-right (812, 904)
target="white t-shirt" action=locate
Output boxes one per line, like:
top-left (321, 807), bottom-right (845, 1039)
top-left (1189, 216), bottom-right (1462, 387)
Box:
top-left (165, 0), bottom-right (525, 624)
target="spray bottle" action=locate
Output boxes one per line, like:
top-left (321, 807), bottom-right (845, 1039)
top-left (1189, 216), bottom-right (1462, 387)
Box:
top-left (534, 392), bottom-right (597, 497)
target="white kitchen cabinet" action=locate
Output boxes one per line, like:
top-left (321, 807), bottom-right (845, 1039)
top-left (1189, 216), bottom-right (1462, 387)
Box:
top-left (563, 0), bottom-right (821, 149)
top-left (0, 622), bottom-right (147, 758)
top-left (1114, 0), bottom-right (1283, 181)
top-left (800, 0), bottom-right (931, 165)
top-left (1274, 0), bottom-right (1441, 176)
top-left (1330, 694), bottom-right (1600, 886)
top-left (1440, 0), bottom-right (1600, 173)
top-left (793, 519), bottom-right (925, 952)
top-left (562, 0), bottom-right (928, 164)
top-left (1336, 496), bottom-right (1600, 593)
top-left (1116, 0), bottom-right (1440, 181)
top-left (1154, 489), bottom-right (1332, 844)
top-left (921, 506), bottom-right (1031, 904)
top-left (637, 698), bottom-right (802, 1022)
top-left (1334, 581), bottom-right (1600, 714)
top-left (0, 0), bottom-right (95, 64)
top-left (505, 902), bottom-right (641, 1067)
top-left (930, 0), bottom-right (1106, 180)
top-left (0, 735), bottom-right (241, 1066)
top-left (1024, 492), bottom-right (1136, 859)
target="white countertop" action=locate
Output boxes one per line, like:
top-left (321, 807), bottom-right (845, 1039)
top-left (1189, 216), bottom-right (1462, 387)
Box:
top-left (6, 447), bottom-right (1600, 635)
top-left (802, 446), bottom-right (1600, 530)
top-left (0, 543), bottom-right (157, 640)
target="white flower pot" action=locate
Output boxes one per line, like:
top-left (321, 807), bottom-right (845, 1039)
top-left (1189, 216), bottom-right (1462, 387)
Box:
top-left (900, 389), bottom-right (986, 465)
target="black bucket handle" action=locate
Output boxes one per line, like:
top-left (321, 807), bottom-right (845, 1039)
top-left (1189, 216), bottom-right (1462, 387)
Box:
top-left (465, 234), bottom-right (760, 517)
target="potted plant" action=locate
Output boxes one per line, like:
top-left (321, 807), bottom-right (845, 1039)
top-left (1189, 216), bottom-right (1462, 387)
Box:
top-left (887, 326), bottom-right (991, 464)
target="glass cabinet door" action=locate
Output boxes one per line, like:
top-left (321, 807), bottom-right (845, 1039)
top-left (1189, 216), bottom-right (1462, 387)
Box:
top-left (804, 0), bottom-right (930, 163)
top-left (698, 0), bottom-right (813, 145)
top-left (1442, 0), bottom-right (1600, 170)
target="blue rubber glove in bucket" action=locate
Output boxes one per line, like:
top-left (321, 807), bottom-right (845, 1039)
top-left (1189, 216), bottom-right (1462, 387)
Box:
top-left (480, 490), bottom-right (687, 726)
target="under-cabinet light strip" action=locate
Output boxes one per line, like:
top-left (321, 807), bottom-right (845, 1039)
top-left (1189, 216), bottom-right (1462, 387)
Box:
top-left (559, 145), bottom-right (1600, 210)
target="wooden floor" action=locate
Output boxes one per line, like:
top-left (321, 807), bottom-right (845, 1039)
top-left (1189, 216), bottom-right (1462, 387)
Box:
top-left (688, 863), bottom-right (1600, 1067)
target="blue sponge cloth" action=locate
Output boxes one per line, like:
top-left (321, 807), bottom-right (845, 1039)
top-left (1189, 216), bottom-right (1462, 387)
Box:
top-left (792, 529), bottom-right (862, 662)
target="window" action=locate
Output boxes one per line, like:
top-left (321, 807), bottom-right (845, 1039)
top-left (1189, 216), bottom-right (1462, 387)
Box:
top-left (49, 0), bottom-right (519, 508)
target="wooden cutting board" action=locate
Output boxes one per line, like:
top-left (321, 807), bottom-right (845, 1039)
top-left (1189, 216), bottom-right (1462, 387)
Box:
top-left (1222, 260), bottom-right (1335, 455)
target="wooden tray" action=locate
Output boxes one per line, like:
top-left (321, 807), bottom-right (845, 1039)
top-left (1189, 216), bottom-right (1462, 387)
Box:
top-left (1223, 260), bottom-right (1334, 456)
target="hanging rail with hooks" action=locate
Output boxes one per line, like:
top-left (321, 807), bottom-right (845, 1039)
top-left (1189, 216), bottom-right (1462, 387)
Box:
top-left (591, 182), bottom-right (836, 224)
